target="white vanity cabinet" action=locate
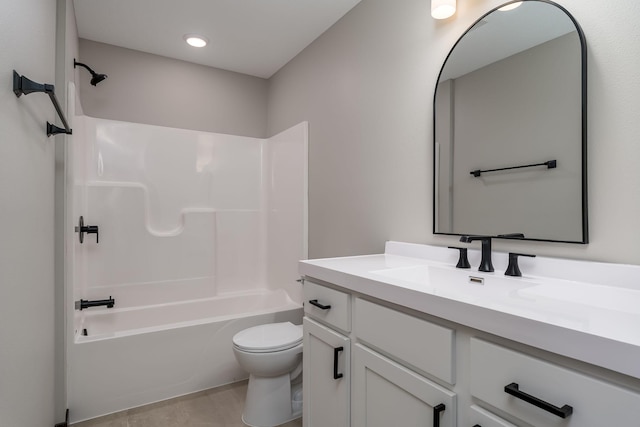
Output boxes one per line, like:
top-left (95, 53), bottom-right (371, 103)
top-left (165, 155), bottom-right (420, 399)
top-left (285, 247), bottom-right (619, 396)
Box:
top-left (300, 242), bottom-right (640, 426)
top-left (303, 279), bottom-right (457, 427)
top-left (302, 278), bottom-right (640, 427)
top-left (303, 280), bottom-right (351, 427)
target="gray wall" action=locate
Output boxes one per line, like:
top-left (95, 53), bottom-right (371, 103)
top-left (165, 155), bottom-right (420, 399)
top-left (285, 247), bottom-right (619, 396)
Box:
top-left (78, 39), bottom-right (269, 138)
top-left (268, 0), bottom-right (640, 265)
top-left (268, 0), bottom-right (433, 257)
top-left (0, 0), bottom-right (57, 425)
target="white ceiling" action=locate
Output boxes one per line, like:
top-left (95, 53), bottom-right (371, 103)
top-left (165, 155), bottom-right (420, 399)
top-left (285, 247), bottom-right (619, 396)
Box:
top-left (73, 0), bottom-right (362, 79)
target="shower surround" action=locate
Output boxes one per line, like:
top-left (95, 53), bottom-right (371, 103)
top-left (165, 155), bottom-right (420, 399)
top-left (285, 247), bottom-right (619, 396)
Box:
top-left (67, 116), bottom-right (307, 422)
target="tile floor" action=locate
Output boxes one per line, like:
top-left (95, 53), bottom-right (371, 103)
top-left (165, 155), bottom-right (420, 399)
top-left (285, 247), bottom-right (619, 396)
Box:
top-left (71, 381), bottom-right (302, 427)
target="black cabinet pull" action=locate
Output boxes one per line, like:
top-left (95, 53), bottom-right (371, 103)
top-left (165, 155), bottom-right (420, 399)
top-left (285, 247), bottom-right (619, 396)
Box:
top-left (309, 299), bottom-right (331, 310)
top-left (504, 382), bottom-right (573, 418)
top-left (472, 425), bottom-right (481, 427)
top-left (333, 346), bottom-right (344, 379)
top-left (433, 403), bottom-right (446, 427)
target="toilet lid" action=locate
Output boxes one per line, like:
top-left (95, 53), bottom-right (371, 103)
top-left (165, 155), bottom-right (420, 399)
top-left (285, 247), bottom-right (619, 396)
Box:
top-left (233, 322), bottom-right (303, 352)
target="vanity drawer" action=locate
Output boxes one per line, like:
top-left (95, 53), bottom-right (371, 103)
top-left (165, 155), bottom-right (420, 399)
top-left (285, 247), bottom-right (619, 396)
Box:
top-left (354, 298), bottom-right (455, 384)
top-left (470, 338), bottom-right (640, 426)
top-left (468, 405), bottom-right (516, 427)
top-left (303, 280), bottom-right (351, 332)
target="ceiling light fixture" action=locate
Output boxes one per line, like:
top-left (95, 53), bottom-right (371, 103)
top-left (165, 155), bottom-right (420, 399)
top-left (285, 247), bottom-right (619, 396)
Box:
top-left (431, 0), bottom-right (456, 19)
top-left (184, 34), bottom-right (208, 48)
top-left (498, 2), bottom-right (523, 11)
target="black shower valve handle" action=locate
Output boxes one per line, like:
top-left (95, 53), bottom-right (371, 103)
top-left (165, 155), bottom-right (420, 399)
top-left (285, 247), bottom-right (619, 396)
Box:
top-left (85, 225), bottom-right (99, 243)
top-left (75, 216), bottom-right (99, 244)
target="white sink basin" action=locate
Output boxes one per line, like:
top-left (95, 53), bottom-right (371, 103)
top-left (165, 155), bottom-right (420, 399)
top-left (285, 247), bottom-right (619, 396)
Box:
top-left (370, 264), bottom-right (535, 301)
top-left (371, 264), bottom-right (640, 314)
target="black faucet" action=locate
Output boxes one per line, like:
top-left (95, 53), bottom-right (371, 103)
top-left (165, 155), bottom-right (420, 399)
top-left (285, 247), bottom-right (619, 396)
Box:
top-left (459, 235), bottom-right (494, 272)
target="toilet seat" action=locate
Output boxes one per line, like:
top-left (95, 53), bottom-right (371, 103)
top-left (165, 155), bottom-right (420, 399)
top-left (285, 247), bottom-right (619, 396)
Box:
top-left (233, 322), bottom-right (303, 353)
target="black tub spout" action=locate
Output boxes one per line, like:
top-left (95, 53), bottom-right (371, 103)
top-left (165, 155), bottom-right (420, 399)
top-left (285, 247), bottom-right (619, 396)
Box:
top-left (75, 297), bottom-right (115, 310)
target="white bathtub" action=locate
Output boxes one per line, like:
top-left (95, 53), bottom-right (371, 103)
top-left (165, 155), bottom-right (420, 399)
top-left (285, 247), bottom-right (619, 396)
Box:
top-left (67, 117), bottom-right (308, 423)
top-left (68, 289), bottom-right (302, 423)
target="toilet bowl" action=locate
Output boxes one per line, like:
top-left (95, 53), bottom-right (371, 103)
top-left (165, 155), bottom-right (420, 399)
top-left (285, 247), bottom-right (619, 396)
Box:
top-left (232, 322), bottom-right (303, 427)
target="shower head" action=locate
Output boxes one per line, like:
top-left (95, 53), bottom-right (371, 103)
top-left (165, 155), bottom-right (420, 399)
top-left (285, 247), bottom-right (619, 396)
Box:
top-left (74, 59), bottom-right (107, 86)
top-left (90, 73), bottom-right (108, 86)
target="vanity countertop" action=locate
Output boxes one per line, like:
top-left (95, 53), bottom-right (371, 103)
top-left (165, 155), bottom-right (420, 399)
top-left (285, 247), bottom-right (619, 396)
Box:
top-left (299, 242), bottom-right (640, 380)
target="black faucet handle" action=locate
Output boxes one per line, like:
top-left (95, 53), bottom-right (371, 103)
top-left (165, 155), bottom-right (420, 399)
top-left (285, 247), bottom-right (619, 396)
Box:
top-left (448, 246), bottom-right (470, 269)
top-left (505, 252), bottom-right (536, 277)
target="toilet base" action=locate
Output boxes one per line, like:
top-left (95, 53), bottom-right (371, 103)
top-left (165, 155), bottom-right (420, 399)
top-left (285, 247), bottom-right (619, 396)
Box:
top-left (242, 373), bottom-right (302, 427)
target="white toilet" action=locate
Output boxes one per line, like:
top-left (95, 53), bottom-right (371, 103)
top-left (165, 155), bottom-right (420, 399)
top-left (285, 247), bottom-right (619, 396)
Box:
top-left (232, 322), bottom-right (303, 427)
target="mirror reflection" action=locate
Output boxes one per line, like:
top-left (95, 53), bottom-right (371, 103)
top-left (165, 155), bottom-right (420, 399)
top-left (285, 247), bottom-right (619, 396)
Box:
top-left (433, 0), bottom-right (587, 243)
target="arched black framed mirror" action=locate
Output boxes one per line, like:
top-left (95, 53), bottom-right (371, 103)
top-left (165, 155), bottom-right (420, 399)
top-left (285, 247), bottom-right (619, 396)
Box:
top-left (433, 0), bottom-right (587, 243)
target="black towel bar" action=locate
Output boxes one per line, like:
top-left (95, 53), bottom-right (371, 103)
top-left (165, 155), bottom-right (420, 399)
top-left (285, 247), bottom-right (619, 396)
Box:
top-left (13, 70), bottom-right (72, 137)
top-left (470, 160), bottom-right (556, 177)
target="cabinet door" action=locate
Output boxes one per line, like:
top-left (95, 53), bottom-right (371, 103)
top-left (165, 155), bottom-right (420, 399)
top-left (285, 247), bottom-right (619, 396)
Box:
top-left (468, 405), bottom-right (517, 427)
top-left (352, 344), bottom-right (456, 427)
top-left (303, 317), bottom-right (350, 427)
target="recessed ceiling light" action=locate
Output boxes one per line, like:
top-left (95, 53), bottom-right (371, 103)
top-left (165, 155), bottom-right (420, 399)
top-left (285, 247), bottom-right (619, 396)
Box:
top-left (184, 34), bottom-right (208, 48)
